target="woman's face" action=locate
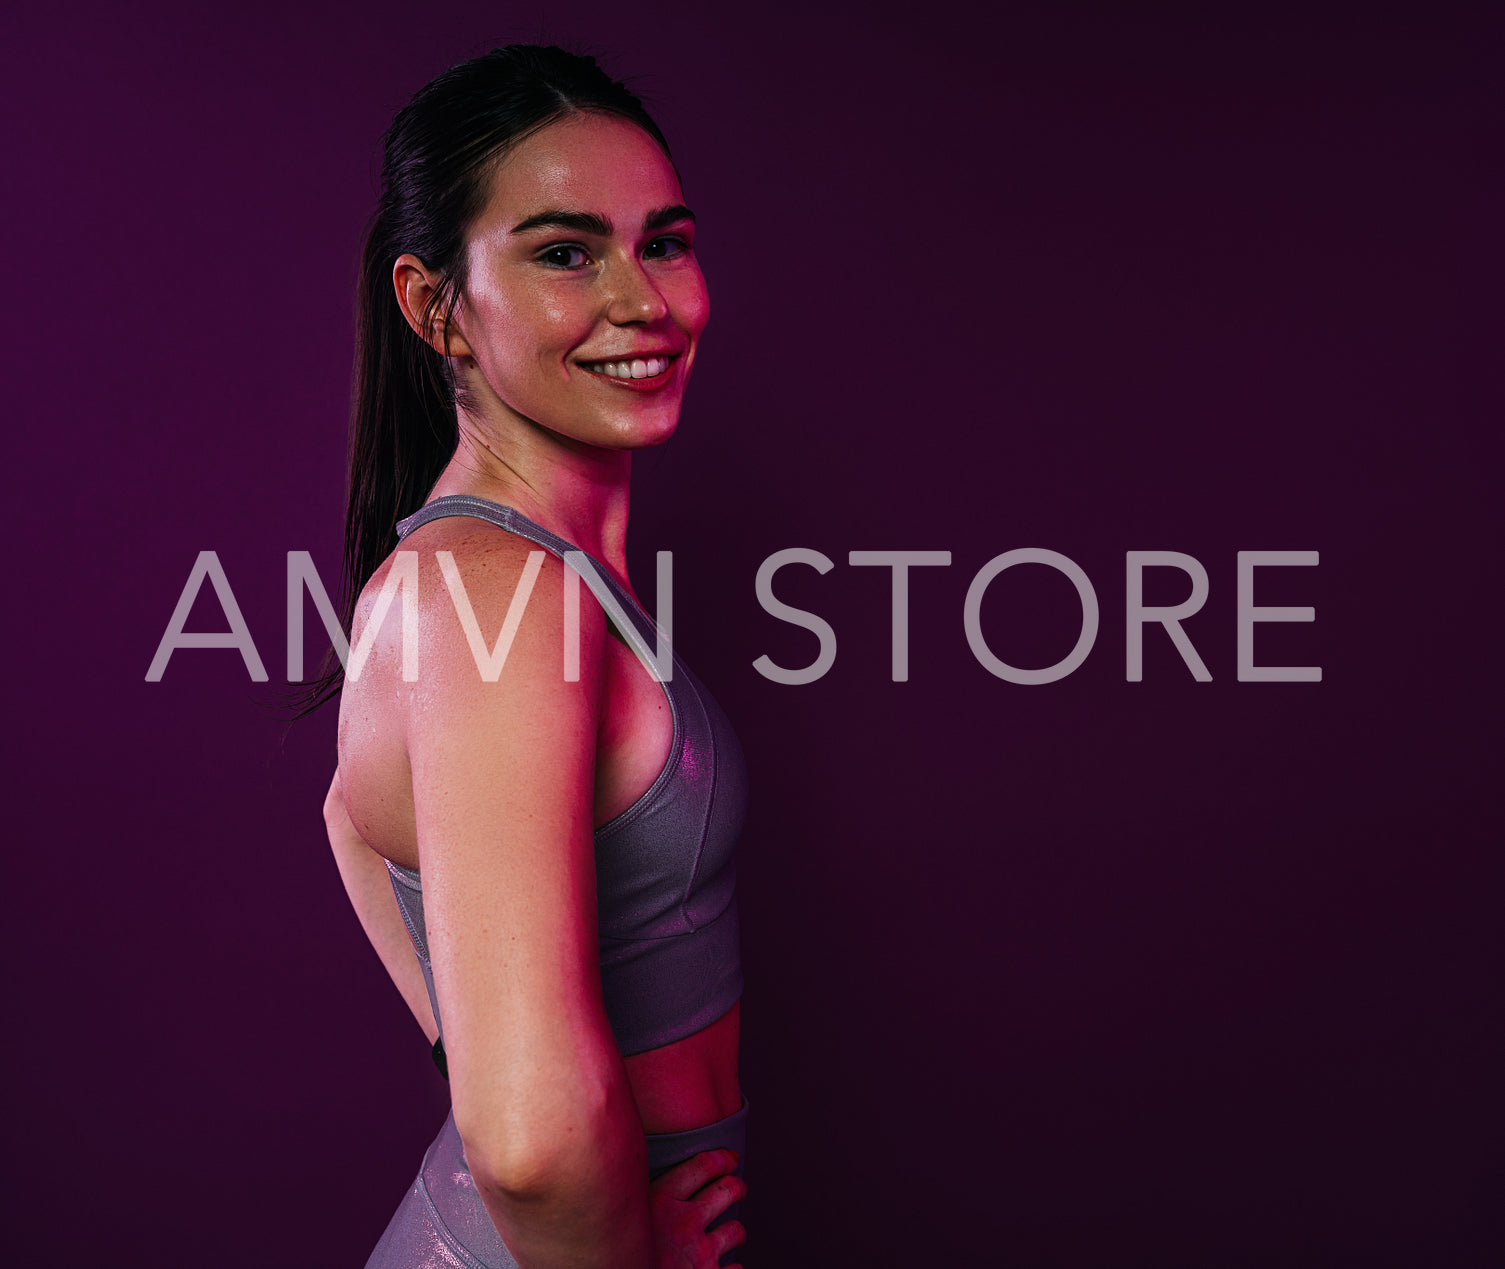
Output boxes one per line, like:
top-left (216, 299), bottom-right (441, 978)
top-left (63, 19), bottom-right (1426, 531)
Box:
top-left (449, 112), bottom-right (709, 452)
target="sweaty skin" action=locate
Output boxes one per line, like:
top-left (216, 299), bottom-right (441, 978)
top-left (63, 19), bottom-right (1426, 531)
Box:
top-left (333, 110), bottom-right (743, 1269)
top-left (337, 520), bottom-right (741, 1133)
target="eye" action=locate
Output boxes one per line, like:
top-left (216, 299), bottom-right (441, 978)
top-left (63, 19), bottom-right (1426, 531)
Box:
top-left (642, 235), bottom-right (690, 261)
top-left (539, 243), bottom-right (592, 269)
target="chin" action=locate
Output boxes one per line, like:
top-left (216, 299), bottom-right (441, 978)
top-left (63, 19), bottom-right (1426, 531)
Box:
top-left (624, 423), bottom-right (681, 450)
top-left (603, 408), bottom-right (682, 450)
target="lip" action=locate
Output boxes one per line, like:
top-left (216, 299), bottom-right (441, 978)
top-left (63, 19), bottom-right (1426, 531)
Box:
top-left (575, 351), bottom-right (684, 393)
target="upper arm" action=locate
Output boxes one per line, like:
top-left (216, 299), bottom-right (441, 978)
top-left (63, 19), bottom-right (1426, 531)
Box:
top-left (401, 529), bottom-right (617, 1161)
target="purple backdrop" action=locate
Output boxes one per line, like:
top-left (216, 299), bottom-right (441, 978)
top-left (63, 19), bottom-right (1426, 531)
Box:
top-left (6, 2), bottom-right (1502, 1265)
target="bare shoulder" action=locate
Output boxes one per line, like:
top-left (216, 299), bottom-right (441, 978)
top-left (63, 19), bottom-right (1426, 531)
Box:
top-left (358, 516), bottom-right (609, 731)
top-left (339, 517), bottom-right (609, 867)
top-left (356, 517), bottom-right (564, 622)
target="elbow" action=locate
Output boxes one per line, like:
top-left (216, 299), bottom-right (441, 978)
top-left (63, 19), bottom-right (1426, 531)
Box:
top-left (467, 1143), bottom-right (570, 1204)
top-left (456, 1085), bottom-right (629, 1201)
top-left (464, 1127), bottom-right (589, 1203)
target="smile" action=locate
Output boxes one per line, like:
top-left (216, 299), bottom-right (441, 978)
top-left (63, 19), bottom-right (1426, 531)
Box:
top-left (579, 355), bottom-right (675, 381)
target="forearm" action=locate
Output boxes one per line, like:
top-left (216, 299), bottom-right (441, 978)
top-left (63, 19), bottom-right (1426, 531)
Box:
top-left (325, 774), bottom-right (439, 1045)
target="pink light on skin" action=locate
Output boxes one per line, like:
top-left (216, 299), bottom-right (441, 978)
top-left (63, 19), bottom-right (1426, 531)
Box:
top-left (393, 112), bottom-right (710, 471)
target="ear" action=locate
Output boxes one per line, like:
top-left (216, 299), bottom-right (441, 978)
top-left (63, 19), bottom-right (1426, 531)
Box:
top-left (392, 254), bottom-right (475, 359)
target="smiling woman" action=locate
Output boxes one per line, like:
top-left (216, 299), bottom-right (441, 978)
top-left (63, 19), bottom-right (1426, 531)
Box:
top-left (394, 114), bottom-right (709, 453)
top-left (304, 45), bottom-right (749, 1269)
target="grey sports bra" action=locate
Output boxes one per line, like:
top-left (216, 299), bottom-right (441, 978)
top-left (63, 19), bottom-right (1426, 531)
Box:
top-left (383, 495), bottom-right (746, 1057)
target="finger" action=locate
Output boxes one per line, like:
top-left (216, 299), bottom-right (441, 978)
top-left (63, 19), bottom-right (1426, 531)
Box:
top-left (648, 1148), bottom-right (741, 1201)
top-left (709, 1217), bottom-right (746, 1258)
top-left (693, 1174), bottom-right (748, 1222)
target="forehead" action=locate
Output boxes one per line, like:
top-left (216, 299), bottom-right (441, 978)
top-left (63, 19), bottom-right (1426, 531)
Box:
top-left (475, 113), bottom-right (682, 234)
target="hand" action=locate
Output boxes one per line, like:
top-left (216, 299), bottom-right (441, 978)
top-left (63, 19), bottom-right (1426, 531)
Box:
top-left (649, 1148), bottom-right (747, 1269)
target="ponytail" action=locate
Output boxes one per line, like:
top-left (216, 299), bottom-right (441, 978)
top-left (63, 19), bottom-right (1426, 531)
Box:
top-left (290, 44), bottom-right (673, 716)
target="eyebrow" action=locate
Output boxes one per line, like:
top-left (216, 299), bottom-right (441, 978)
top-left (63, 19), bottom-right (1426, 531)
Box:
top-left (509, 204), bottom-right (696, 237)
top-left (643, 204), bottom-right (696, 233)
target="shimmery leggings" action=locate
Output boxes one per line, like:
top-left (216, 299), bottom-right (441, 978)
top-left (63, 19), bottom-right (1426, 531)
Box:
top-left (365, 1100), bottom-right (748, 1269)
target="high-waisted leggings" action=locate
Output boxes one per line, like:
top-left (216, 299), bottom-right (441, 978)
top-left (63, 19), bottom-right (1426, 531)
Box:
top-left (365, 1100), bottom-right (749, 1269)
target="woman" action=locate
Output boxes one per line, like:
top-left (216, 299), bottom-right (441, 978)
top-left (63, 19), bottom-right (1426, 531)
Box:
top-left (317, 46), bottom-right (749, 1269)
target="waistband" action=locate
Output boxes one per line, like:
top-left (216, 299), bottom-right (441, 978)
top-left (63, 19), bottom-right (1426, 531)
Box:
top-left (646, 1096), bottom-right (750, 1179)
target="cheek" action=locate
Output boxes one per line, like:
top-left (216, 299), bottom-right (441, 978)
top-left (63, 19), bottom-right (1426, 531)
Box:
top-left (512, 287), bottom-right (600, 369)
top-left (534, 299), bottom-right (585, 352)
top-left (471, 291), bottom-right (578, 376)
top-left (675, 274), bottom-right (712, 339)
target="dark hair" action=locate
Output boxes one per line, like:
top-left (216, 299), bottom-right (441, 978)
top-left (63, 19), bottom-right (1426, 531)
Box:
top-left (295, 45), bottom-right (672, 715)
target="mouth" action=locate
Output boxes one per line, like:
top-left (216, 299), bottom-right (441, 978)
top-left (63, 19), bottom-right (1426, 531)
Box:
top-left (577, 354), bottom-right (678, 385)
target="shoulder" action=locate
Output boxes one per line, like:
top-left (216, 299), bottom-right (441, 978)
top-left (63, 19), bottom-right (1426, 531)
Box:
top-left (361, 518), bottom-right (553, 610)
top-left (356, 515), bottom-right (609, 718)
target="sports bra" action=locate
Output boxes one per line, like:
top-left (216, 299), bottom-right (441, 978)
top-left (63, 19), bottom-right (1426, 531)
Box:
top-left (382, 495), bottom-right (747, 1057)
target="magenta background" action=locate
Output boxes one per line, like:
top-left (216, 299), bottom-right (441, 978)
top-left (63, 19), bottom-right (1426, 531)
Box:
top-left (5, 3), bottom-right (1503, 1265)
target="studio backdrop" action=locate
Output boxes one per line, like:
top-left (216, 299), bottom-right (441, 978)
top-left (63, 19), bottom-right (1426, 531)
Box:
top-left (5, 2), bottom-right (1501, 1266)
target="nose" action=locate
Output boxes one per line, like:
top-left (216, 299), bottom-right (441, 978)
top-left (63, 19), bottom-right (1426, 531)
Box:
top-left (605, 257), bottom-right (669, 326)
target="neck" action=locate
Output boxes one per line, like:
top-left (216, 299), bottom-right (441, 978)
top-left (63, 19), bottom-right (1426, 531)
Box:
top-left (426, 408), bottom-right (634, 576)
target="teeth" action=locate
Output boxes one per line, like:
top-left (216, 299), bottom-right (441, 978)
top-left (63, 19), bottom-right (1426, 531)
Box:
top-left (587, 357), bottom-right (671, 379)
